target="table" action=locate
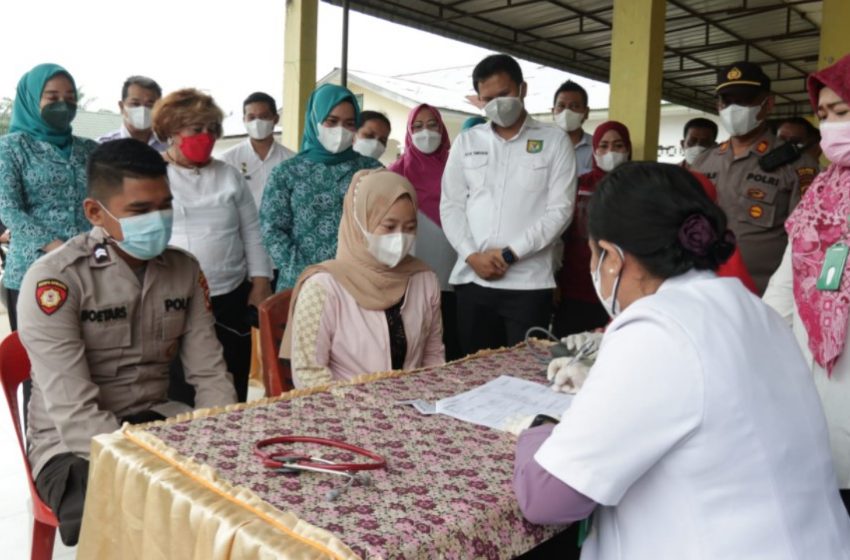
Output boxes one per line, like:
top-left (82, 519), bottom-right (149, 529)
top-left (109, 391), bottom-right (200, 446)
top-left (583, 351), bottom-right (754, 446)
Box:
top-left (77, 343), bottom-right (566, 559)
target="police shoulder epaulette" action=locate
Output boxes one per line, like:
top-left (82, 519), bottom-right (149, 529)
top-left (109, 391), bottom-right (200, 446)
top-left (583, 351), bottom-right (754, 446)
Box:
top-left (796, 166), bottom-right (817, 193)
top-left (44, 240), bottom-right (90, 271)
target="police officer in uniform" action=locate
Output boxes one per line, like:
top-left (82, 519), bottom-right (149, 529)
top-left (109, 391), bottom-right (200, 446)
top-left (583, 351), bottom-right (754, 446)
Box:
top-left (18, 139), bottom-right (237, 546)
top-left (693, 61), bottom-right (818, 294)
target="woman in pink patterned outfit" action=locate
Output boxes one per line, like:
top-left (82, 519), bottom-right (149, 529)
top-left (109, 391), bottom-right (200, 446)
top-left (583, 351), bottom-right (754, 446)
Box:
top-left (764, 53), bottom-right (850, 515)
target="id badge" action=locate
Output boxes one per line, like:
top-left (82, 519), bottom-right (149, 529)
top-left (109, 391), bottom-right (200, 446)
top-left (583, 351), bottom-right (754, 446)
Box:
top-left (816, 242), bottom-right (850, 291)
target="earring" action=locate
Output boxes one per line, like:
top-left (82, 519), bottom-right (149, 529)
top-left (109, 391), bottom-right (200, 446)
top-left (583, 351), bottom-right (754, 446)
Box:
top-left (608, 269), bottom-right (615, 274)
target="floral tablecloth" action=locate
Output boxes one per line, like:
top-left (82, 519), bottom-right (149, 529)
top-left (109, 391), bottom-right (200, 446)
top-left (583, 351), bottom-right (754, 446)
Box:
top-left (78, 343), bottom-right (566, 559)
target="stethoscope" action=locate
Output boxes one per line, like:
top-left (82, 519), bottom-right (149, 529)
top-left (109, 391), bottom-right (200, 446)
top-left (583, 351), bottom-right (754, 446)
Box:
top-left (254, 436), bottom-right (387, 501)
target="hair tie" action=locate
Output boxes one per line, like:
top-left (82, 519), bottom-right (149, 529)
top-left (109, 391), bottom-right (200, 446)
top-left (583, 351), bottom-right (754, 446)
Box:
top-left (678, 214), bottom-right (717, 256)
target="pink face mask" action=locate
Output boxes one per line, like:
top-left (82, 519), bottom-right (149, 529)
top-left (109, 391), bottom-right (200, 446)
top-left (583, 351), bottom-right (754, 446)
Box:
top-left (820, 121), bottom-right (850, 167)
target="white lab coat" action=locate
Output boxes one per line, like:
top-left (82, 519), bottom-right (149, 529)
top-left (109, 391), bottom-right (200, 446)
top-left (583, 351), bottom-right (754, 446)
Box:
top-left (536, 270), bottom-right (850, 560)
top-left (764, 244), bottom-right (850, 488)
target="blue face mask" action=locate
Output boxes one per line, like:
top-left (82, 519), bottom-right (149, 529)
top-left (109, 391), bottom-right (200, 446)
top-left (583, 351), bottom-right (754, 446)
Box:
top-left (101, 204), bottom-right (173, 260)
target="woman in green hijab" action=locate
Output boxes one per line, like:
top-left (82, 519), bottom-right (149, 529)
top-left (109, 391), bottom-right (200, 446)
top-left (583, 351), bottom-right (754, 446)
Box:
top-left (0, 63), bottom-right (98, 329)
top-left (260, 83), bottom-right (383, 291)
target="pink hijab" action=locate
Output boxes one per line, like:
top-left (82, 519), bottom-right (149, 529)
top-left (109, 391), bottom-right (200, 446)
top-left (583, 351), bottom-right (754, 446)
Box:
top-left (786, 54), bottom-right (850, 374)
top-left (388, 104), bottom-right (451, 226)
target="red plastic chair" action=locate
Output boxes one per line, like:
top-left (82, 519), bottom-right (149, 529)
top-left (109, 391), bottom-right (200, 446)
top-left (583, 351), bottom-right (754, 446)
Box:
top-left (0, 332), bottom-right (59, 559)
top-left (258, 290), bottom-right (294, 397)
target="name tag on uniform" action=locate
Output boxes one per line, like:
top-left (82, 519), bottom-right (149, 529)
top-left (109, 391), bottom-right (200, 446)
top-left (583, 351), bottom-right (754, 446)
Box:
top-left (817, 242), bottom-right (849, 291)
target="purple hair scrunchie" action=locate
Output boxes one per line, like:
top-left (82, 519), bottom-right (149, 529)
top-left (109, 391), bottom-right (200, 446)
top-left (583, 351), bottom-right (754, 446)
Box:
top-left (678, 214), bottom-right (717, 256)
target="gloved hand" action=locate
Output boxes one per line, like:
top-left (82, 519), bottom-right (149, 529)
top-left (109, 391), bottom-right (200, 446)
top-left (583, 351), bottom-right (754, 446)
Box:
top-left (561, 331), bottom-right (603, 356)
top-left (547, 357), bottom-right (592, 394)
top-left (502, 414), bottom-right (538, 436)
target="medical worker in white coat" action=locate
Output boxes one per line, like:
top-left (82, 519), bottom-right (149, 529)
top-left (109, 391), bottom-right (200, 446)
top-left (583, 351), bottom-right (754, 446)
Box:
top-left (513, 162), bottom-right (850, 560)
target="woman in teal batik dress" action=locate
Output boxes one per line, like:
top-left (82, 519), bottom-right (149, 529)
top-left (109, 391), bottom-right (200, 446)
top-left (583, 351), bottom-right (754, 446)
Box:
top-left (0, 63), bottom-right (97, 330)
top-left (260, 84), bottom-right (382, 291)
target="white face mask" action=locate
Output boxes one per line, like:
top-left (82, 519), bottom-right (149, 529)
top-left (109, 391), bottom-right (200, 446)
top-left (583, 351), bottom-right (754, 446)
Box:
top-left (352, 188), bottom-right (416, 267)
top-left (364, 231), bottom-right (416, 268)
top-left (719, 100), bottom-right (765, 137)
top-left (245, 118), bottom-right (275, 140)
top-left (317, 124), bottom-right (354, 154)
top-left (683, 145), bottom-right (708, 165)
top-left (125, 106), bottom-right (152, 131)
top-left (483, 97), bottom-right (524, 128)
top-left (411, 129), bottom-right (442, 154)
top-left (554, 109), bottom-right (584, 132)
top-left (594, 151), bottom-right (629, 172)
top-left (353, 137), bottom-right (386, 159)
top-left (591, 246), bottom-right (624, 318)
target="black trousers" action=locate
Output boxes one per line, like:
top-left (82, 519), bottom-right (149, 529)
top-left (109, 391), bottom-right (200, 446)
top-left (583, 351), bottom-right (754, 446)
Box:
top-left (441, 291), bottom-right (463, 361)
top-left (7, 287), bottom-right (18, 331)
top-left (552, 297), bottom-right (609, 338)
top-left (454, 283), bottom-right (553, 356)
top-left (36, 453), bottom-right (88, 546)
top-left (34, 412), bottom-right (165, 546)
top-left (169, 281), bottom-right (253, 404)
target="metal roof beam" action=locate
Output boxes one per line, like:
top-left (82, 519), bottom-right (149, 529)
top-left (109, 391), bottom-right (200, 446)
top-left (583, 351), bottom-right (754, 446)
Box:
top-left (666, 0), bottom-right (820, 25)
top-left (520, 5), bottom-right (612, 33)
top-left (668, 29), bottom-right (821, 56)
top-left (544, 0), bottom-right (613, 29)
top-left (432, 0), bottom-right (544, 24)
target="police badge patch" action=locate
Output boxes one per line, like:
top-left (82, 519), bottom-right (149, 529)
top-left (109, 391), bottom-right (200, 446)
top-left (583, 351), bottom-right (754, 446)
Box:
top-left (35, 279), bottom-right (69, 315)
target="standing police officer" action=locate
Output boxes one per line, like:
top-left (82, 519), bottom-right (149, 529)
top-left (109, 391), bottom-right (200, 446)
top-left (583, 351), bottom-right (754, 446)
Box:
top-left (693, 61), bottom-right (818, 294)
top-left (18, 139), bottom-right (237, 546)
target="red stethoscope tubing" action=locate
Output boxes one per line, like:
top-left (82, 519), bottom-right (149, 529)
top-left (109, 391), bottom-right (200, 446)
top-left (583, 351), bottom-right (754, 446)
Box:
top-left (254, 436), bottom-right (386, 472)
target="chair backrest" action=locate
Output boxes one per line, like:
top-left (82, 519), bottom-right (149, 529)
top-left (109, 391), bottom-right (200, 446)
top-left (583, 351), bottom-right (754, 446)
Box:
top-left (258, 289), bottom-right (294, 396)
top-left (0, 332), bottom-right (32, 458)
top-left (0, 332), bottom-right (58, 525)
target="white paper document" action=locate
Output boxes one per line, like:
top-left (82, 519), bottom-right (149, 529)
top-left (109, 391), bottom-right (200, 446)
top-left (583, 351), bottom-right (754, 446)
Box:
top-left (395, 399), bottom-right (438, 415)
top-left (435, 375), bottom-right (574, 432)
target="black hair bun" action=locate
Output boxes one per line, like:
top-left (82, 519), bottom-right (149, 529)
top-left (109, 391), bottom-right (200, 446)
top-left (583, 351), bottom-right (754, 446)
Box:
top-left (707, 229), bottom-right (736, 267)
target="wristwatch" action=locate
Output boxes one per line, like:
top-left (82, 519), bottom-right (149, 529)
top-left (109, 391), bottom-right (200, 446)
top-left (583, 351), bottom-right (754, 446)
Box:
top-left (502, 247), bottom-right (517, 265)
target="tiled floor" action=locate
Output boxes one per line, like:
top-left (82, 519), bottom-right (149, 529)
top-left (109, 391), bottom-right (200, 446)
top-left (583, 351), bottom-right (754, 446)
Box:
top-left (0, 309), bottom-right (76, 559)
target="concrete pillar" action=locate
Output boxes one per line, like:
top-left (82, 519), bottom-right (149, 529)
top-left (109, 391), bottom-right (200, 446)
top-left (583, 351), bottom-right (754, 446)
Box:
top-left (818, 0), bottom-right (850, 70)
top-left (607, 0), bottom-right (666, 161)
top-left (282, 0), bottom-right (318, 152)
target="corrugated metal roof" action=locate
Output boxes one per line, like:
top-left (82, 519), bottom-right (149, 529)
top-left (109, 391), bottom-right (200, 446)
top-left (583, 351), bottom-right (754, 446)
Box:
top-left (324, 0), bottom-right (822, 116)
